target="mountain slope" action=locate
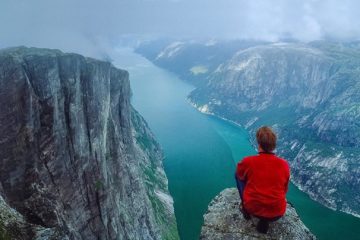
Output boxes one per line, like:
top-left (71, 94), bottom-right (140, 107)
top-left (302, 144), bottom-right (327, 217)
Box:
top-left (136, 39), bottom-right (267, 86)
top-left (137, 40), bottom-right (360, 217)
top-left (0, 47), bottom-right (178, 239)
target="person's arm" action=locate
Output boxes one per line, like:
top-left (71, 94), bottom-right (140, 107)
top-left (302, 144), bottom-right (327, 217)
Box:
top-left (236, 158), bottom-right (250, 181)
top-left (285, 176), bottom-right (289, 193)
top-left (284, 162), bottom-right (290, 193)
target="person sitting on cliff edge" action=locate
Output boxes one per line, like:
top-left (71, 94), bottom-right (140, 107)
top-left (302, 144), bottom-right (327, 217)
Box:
top-left (235, 126), bottom-right (290, 234)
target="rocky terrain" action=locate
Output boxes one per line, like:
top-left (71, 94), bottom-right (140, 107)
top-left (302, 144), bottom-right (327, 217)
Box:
top-left (201, 188), bottom-right (315, 240)
top-left (0, 47), bottom-right (178, 240)
top-left (137, 40), bottom-right (360, 217)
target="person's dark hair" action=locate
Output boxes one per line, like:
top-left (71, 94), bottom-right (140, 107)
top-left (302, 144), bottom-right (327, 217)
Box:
top-left (256, 126), bottom-right (277, 152)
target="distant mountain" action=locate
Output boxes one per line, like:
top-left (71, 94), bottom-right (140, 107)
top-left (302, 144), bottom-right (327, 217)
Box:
top-left (0, 47), bottom-right (178, 239)
top-left (136, 39), bottom-right (267, 86)
top-left (136, 40), bottom-right (360, 217)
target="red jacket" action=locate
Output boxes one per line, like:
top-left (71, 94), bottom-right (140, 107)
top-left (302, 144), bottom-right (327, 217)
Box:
top-left (236, 152), bottom-right (290, 218)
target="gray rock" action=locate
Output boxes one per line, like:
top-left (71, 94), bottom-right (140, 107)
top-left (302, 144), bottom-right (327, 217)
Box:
top-left (0, 194), bottom-right (67, 240)
top-left (0, 47), bottom-right (178, 239)
top-left (201, 188), bottom-right (316, 240)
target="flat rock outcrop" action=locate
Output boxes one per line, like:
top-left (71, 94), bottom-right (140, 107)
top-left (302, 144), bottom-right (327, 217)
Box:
top-left (200, 188), bottom-right (316, 240)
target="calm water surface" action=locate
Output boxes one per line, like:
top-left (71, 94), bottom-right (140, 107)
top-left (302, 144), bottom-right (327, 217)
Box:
top-left (113, 48), bottom-right (360, 240)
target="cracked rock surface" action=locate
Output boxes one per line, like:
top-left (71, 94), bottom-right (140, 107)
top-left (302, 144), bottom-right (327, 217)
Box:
top-left (200, 188), bottom-right (316, 240)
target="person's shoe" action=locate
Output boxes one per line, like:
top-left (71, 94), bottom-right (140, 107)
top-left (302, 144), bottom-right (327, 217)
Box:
top-left (256, 219), bottom-right (269, 234)
top-left (239, 203), bottom-right (251, 220)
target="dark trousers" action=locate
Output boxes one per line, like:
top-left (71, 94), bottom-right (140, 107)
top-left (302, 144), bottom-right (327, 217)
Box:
top-left (235, 173), bottom-right (246, 201)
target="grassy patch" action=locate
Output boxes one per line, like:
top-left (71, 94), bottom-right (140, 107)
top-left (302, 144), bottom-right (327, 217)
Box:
top-left (95, 180), bottom-right (103, 191)
top-left (136, 134), bottom-right (153, 150)
top-left (190, 65), bottom-right (208, 75)
top-left (0, 219), bottom-right (12, 240)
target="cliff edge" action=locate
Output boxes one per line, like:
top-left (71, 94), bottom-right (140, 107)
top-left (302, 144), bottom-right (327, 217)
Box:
top-left (201, 188), bottom-right (315, 240)
top-left (0, 47), bottom-right (178, 239)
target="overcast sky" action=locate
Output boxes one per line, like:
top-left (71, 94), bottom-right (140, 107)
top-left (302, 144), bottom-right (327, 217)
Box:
top-left (1, 0), bottom-right (360, 56)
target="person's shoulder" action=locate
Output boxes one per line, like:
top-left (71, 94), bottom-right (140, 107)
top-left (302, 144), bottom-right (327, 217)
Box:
top-left (246, 154), bottom-right (260, 159)
top-left (241, 155), bottom-right (256, 162)
top-left (275, 155), bottom-right (290, 168)
top-left (241, 155), bottom-right (258, 162)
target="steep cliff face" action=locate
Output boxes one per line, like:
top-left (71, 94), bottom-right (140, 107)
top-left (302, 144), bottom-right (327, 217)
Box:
top-left (201, 188), bottom-right (316, 240)
top-left (0, 47), bottom-right (178, 239)
top-left (188, 43), bottom-right (360, 216)
top-left (137, 41), bottom-right (360, 217)
top-left (131, 109), bottom-right (178, 240)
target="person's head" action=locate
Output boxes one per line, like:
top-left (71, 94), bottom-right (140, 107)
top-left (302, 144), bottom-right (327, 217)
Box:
top-left (256, 126), bottom-right (277, 153)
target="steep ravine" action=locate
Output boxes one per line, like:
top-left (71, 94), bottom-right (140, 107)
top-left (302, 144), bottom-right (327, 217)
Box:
top-left (0, 47), bottom-right (178, 239)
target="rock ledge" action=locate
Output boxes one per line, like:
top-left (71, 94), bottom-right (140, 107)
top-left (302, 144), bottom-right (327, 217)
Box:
top-left (201, 188), bottom-right (316, 240)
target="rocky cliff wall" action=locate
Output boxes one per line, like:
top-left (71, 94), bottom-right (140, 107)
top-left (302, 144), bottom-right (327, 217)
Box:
top-left (0, 47), bottom-right (178, 240)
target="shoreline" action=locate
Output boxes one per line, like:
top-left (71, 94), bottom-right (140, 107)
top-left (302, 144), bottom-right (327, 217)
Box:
top-left (186, 97), bottom-right (360, 220)
top-left (134, 49), bottom-right (360, 221)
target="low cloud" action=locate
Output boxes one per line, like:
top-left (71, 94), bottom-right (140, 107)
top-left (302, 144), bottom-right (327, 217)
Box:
top-left (1, 0), bottom-right (359, 56)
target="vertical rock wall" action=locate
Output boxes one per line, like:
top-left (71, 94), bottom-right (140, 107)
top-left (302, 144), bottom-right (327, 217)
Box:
top-left (0, 47), bottom-right (178, 240)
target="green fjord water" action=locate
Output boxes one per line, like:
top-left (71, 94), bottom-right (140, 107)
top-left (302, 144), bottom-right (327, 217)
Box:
top-left (114, 48), bottom-right (360, 240)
